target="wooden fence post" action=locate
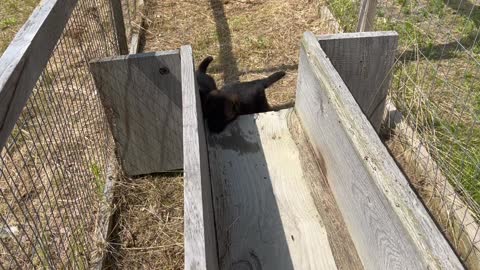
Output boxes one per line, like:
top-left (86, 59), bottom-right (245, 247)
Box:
top-left (357, 0), bottom-right (378, 31)
top-left (110, 0), bottom-right (129, 55)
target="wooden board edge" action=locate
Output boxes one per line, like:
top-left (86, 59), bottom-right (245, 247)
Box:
top-left (0, 0), bottom-right (78, 150)
top-left (385, 101), bottom-right (480, 269)
top-left (181, 45), bottom-right (219, 270)
top-left (297, 31), bottom-right (463, 269)
top-left (316, 31), bottom-right (398, 40)
top-left (89, 49), bottom-right (179, 65)
top-left (91, 150), bottom-right (118, 270)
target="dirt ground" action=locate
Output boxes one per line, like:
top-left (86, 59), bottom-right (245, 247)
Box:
top-left (112, 0), bottom-right (328, 268)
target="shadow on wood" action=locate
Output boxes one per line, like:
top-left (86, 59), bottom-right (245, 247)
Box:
top-left (89, 51), bottom-right (183, 176)
top-left (207, 109), bottom-right (362, 269)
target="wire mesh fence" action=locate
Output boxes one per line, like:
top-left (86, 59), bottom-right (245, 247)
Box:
top-left (0, 0), bottom-right (121, 268)
top-left (323, 0), bottom-right (480, 266)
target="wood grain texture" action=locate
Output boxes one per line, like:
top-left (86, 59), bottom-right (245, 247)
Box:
top-left (110, 0), bottom-right (128, 55)
top-left (357, 0), bottom-right (378, 31)
top-left (89, 51), bottom-right (183, 176)
top-left (181, 45), bottom-right (219, 270)
top-left (288, 112), bottom-right (364, 270)
top-left (317, 32), bottom-right (398, 132)
top-left (0, 0), bottom-right (78, 150)
top-left (207, 109), bottom-right (361, 270)
top-left (295, 32), bottom-right (463, 270)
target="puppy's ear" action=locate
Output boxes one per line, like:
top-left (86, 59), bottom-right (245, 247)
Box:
top-left (224, 96), bottom-right (239, 121)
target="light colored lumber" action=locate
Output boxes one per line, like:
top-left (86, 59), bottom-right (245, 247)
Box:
top-left (89, 51), bottom-right (183, 176)
top-left (181, 45), bottom-right (218, 270)
top-left (109, 0), bottom-right (128, 55)
top-left (357, 0), bottom-right (378, 31)
top-left (128, 0), bottom-right (144, 54)
top-left (317, 31), bottom-right (398, 132)
top-left (207, 109), bottom-right (363, 270)
top-left (0, 0), bottom-right (78, 150)
top-left (295, 31), bottom-right (463, 269)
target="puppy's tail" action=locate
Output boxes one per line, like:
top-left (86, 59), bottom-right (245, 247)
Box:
top-left (198, 56), bottom-right (214, 73)
top-left (262, 71), bottom-right (286, 88)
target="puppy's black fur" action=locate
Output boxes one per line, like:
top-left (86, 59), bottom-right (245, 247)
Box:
top-left (196, 56), bottom-right (217, 106)
top-left (205, 71), bottom-right (286, 133)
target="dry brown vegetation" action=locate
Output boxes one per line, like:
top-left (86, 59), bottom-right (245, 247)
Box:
top-left (0, 0), bottom-right (118, 268)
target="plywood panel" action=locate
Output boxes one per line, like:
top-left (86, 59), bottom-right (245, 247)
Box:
top-left (318, 32), bottom-right (398, 131)
top-left (90, 51), bottom-right (182, 176)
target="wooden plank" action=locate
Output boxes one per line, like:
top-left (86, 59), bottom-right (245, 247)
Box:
top-left (92, 151), bottom-right (118, 270)
top-left (0, 0), bottom-right (78, 151)
top-left (109, 0), bottom-right (129, 55)
top-left (129, 0), bottom-right (144, 54)
top-left (357, 0), bottom-right (378, 31)
top-left (295, 32), bottom-right (464, 269)
top-left (317, 32), bottom-right (398, 132)
top-left (181, 45), bottom-right (218, 270)
top-left (89, 51), bottom-right (183, 176)
top-left (207, 109), bottom-right (363, 270)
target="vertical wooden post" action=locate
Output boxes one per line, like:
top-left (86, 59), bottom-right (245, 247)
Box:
top-left (110, 0), bottom-right (129, 55)
top-left (357, 0), bottom-right (378, 32)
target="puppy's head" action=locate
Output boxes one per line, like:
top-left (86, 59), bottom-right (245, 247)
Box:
top-left (205, 90), bottom-right (239, 133)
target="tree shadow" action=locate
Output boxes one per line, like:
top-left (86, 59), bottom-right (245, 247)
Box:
top-left (209, 0), bottom-right (241, 83)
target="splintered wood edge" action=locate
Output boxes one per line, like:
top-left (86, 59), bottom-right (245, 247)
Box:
top-left (297, 31), bottom-right (463, 269)
top-left (181, 45), bottom-right (219, 270)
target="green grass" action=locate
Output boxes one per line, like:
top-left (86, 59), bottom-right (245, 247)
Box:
top-left (326, 0), bottom-right (359, 32)
top-left (90, 163), bottom-right (105, 199)
top-left (326, 0), bottom-right (480, 207)
top-left (0, 0), bottom-right (41, 55)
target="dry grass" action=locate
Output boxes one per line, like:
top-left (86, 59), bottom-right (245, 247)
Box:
top-left (143, 0), bottom-right (327, 107)
top-left (111, 174), bottom-right (184, 269)
top-left (109, 0), bottom-right (329, 268)
top-left (0, 0), bottom-right (118, 268)
top-left (0, 0), bottom-right (40, 55)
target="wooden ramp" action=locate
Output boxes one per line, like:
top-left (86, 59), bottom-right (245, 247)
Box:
top-left (183, 32), bottom-right (464, 270)
top-left (207, 109), bottom-right (362, 269)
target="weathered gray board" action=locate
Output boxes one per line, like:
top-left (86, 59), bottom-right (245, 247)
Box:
top-left (90, 51), bottom-right (182, 176)
top-left (181, 46), bottom-right (219, 270)
top-left (0, 0), bottom-right (78, 151)
top-left (317, 32), bottom-right (398, 132)
top-left (207, 109), bottom-right (363, 270)
top-left (296, 32), bottom-right (463, 269)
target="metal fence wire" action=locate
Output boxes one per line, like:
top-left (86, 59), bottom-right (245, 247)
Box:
top-left (324, 0), bottom-right (480, 267)
top-left (0, 0), bottom-right (120, 268)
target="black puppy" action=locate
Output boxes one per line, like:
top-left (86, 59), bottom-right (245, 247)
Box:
top-left (196, 56), bottom-right (217, 106)
top-left (204, 71), bottom-right (286, 133)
